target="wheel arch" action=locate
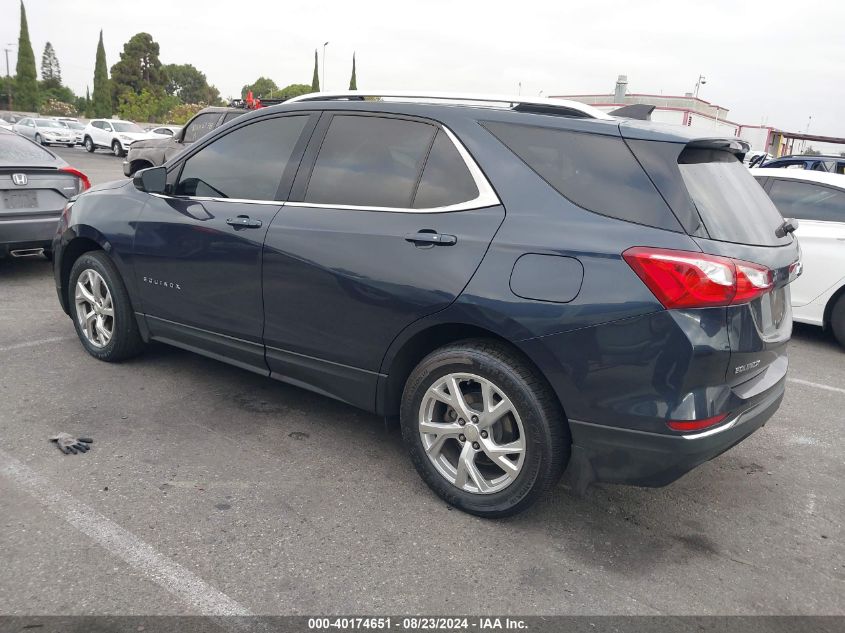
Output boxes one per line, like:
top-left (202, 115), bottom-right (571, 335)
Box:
top-left (57, 227), bottom-right (119, 314)
top-left (823, 282), bottom-right (845, 330)
top-left (376, 321), bottom-right (567, 424)
top-left (127, 158), bottom-right (154, 176)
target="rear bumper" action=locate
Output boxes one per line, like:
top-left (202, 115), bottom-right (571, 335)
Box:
top-left (569, 377), bottom-right (784, 487)
top-left (0, 214), bottom-right (61, 254)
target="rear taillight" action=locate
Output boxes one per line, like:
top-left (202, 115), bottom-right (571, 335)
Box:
top-left (623, 247), bottom-right (774, 309)
top-left (668, 414), bottom-right (728, 432)
top-left (59, 166), bottom-right (91, 193)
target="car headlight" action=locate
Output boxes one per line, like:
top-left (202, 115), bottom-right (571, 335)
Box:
top-left (119, 135), bottom-right (132, 142)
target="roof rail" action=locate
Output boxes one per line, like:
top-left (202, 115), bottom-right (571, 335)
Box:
top-left (284, 91), bottom-right (613, 120)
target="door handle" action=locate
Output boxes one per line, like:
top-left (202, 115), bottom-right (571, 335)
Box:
top-left (226, 215), bottom-right (262, 229)
top-left (404, 231), bottom-right (457, 246)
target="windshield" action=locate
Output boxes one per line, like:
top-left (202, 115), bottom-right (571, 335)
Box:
top-left (35, 118), bottom-right (62, 128)
top-left (113, 121), bottom-right (144, 133)
top-left (678, 149), bottom-right (790, 246)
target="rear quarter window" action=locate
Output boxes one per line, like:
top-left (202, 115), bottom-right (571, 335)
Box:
top-left (482, 121), bottom-right (681, 231)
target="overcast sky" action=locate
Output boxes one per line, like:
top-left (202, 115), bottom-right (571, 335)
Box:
top-left (3, 0), bottom-right (844, 142)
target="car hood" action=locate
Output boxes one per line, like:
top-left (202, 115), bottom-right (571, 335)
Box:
top-left (128, 136), bottom-right (174, 149)
top-left (117, 131), bottom-right (162, 141)
top-left (39, 127), bottom-right (73, 134)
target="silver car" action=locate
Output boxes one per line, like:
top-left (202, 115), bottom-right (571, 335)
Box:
top-left (13, 117), bottom-right (76, 147)
top-left (57, 119), bottom-right (86, 145)
top-left (0, 129), bottom-right (90, 259)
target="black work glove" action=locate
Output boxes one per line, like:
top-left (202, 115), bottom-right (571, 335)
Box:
top-left (50, 433), bottom-right (93, 455)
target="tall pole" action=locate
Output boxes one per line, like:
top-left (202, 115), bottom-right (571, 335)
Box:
top-left (322, 41), bottom-right (329, 91)
top-left (694, 74), bottom-right (706, 98)
top-left (3, 44), bottom-right (13, 112)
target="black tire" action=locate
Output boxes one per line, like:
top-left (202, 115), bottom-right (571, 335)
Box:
top-left (400, 339), bottom-right (569, 518)
top-left (68, 251), bottom-right (144, 362)
top-left (112, 140), bottom-right (125, 158)
top-left (43, 249), bottom-right (53, 262)
top-left (84, 136), bottom-right (95, 153)
top-left (66, 143), bottom-right (74, 148)
top-left (35, 133), bottom-right (44, 145)
top-left (830, 294), bottom-right (845, 348)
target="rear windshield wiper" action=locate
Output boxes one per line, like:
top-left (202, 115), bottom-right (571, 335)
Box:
top-left (775, 219), bottom-right (799, 238)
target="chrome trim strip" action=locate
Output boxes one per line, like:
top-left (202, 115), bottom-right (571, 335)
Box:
top-left (152, 124), bottom-right (500, 214)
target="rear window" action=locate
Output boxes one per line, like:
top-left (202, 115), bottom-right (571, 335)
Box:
top-left (483, 121), bottom-right (681, 231)
top-left (0, 133), bottom-right (55, 163)
top-left (678, 149), bottom-right (788, 246)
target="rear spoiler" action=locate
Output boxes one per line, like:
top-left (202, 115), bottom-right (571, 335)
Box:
top-left (609, 104), bottom-right (655, 120)
top-left (685, 137), bottom-right (750, 158)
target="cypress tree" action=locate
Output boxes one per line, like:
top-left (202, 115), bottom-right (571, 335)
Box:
top-left (15, 1), bottom-right (39, 111)
top-left (311, 50), bottom-right (320, 92)
top-left (348, 53), bottom-right (357, 90)
top-left (92, 30), bottom-right (111, 117)
top-left (41, 42), bottom-right (61, 83)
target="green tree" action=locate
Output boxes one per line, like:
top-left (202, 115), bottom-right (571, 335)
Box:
top-left (241, 76), bottom-right (278, 99)
top-left (38, 80), bottom-right (75, 105)
top-left (110, 33), bottom-right (167, 107)
top-left (277, 83), bottom-right (312, 100)
top-left (311, 50), bottom-right (320, 92)
top-left (348, 53), bottom-right (357, 90)
top-left (40, 42), bottom-right (61, 83)
top-left (116, 88), bottom-right (178, 123)
top-left (14, 1), bottom-right (39, 111)
top-left (802, 146), bottom-right (821, 156)
top-left (165, 63), bottom-right (221, 104)
top-left (92, 31), bottom-right (111, 117)
top-left (165, 102), bottom-right (204, 125)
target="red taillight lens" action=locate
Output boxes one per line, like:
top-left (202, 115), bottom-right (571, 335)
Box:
top-left (59, 166), bottom-right (91, 193)
top-left (623, 247), bottom-right (773, 309)
top-left (668, 414), bottom-right (728, 432)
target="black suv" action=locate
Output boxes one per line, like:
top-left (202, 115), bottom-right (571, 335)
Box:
top-left (53, 92), bottom-right (800, 517)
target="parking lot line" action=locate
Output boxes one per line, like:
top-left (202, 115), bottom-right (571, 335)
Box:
top-left (788, 377), bottom-right (845, 396)
top-left (0, 449), bottom-right (251, 616)
top-left (0, 337), bottom-right (71, 353)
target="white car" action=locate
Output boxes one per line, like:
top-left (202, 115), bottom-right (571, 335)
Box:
top-left (12, 117), bottom-right (76, 146)
top-left (753, 168), bottom-right (845, 345)
top-left (82, 119), bottom-right (159, 157)
top-left (56, 119), bottom-right (86, 145)
top-left (148, 125), bottom-right (183, 137)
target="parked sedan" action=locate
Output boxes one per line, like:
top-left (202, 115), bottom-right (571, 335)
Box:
top-left (148, 125), bottom-right (183, 137)
top-left (123, 107), bottom-right (246, 176)
top-left (760, 154), bottom-right (845, 175)
top-left (753, 168), bottom-right (845, 345)
top-left (12, 117), bottom-right (76, 147)
top-left (57, 119), bottom-right (86, 145)
top-left (54, 92), bottom-right (799, 516)
top-left (0, 128), bottom-right (89, 259)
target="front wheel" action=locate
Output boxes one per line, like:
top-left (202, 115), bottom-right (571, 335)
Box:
top-left (84, 137), bottom-right (95, 152)
top-left (68, 251), bottom-right (144, 362)
top-left (35, 133), bottom-right (44, 145)
top-left (400, 340), bottom-right (569, 517)
top-left (830, 294), bottom-right (845, 348)
top-left (112, 140), bottom-right (125, 157)
top-left (66, 143), bottom-right (74, 148)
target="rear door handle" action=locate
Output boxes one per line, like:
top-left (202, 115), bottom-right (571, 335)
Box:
top-left (226, 215), bottom-right (263, 229)
top-left (404, 231), bottom-right (457, 246)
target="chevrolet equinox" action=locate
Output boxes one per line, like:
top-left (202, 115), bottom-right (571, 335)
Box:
top-left (53, 92), bottom-right (801, 517)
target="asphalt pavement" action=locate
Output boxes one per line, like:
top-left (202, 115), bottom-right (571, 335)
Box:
top-left (0, 147), bottom-right (842, 616)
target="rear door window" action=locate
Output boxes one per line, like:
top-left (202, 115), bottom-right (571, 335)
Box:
top-left (413, 130), bottom-right (478, 209)
top-left (678, 149), bottom-right (788, 246)
top-left (767, 179), bottom-right (845, 222)
top-left (304, 115), bottom-right (436, 208)
top-left (482, 121), bottom-right (681, 231)
top-left (176, 115), bottom-right (308, 200)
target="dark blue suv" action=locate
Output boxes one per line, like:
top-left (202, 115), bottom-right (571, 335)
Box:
top-left (53, 92), bottom-right (800, 517)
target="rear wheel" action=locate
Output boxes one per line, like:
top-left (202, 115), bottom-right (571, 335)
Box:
top-left (830, 294), bottom-right (845, 348)
top-left (84, 137), bottom-right (95, 152)
top-left (400, 340), bottom-right (569, 517)
top-left (68, 251), bottom-right (144, 362)
top-left (112, 140), bottom-right (125, 157)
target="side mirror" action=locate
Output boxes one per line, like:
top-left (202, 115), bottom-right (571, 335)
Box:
top-left (133, 166), bottom-right (167, 194)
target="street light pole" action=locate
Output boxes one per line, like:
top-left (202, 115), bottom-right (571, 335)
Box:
top-left (322, 41), bottom-right (329, 91)
top-left (694, 74), bottom-right (706, 98)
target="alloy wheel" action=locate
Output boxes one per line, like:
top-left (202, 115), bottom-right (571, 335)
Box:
top-left (74, 269), bottom-right (114, 348)
top-left (418, 372), bottom-right (526, 494)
